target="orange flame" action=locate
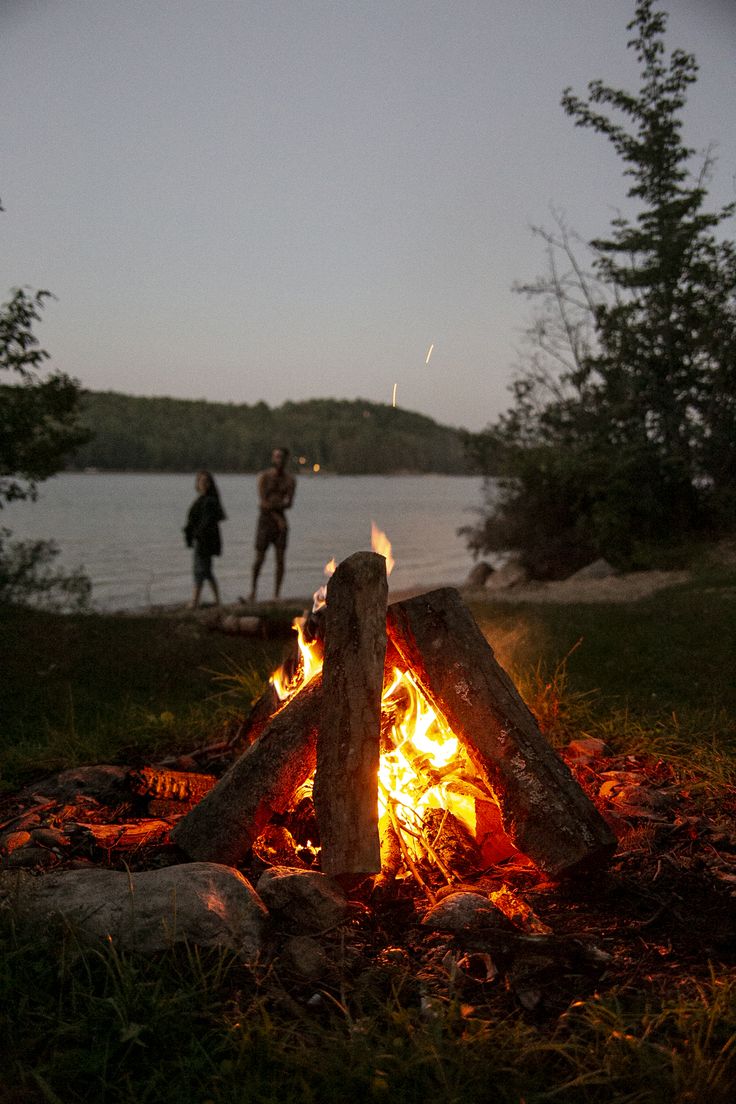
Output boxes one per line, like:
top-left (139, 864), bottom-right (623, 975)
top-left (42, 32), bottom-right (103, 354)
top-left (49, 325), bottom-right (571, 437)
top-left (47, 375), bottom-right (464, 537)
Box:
top-left (266, 544), bottom-right (495, 873)
top-left (371, 521), bottom-right (394, 576)
top-left (270, 616), bottom-right (323, 701)
top-left (312, 557), bottom-right (337, 613)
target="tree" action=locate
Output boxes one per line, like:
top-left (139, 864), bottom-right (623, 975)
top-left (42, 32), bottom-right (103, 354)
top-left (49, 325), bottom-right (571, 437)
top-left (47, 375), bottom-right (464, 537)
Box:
top-left (464, 0), bottom-right (736, 576)
top-left (0, 209), bottom-right (92, 608)
top-left (1, 285), bottom-right (91, 505)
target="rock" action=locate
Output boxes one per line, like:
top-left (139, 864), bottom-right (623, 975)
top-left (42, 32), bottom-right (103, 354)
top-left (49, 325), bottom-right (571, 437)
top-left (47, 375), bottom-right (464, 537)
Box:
top-left (422, 891), bottom-right (518, 935)
top-left (9, 862), bottom-right (268, 959)
top-left (3, 845), bottom-right (58, 870)
top-left (22, 765), bottom-right (129, 804)
top-left (256, 866), bottom-right (348, 932)
top-left (0, 830), bottom-right (32, 855)
top-left (566, 558), bottom-right (618, 581)
top-left (465, 562), bottom-right (495, 588)
top-left (485, 560), bottom-right (529, 589)
top-left (565, 737), bottom-right (610, 762)
top-left (279, 934), bottom-right (331, 983)
top-left (31, 827), bottom-right (71, 850)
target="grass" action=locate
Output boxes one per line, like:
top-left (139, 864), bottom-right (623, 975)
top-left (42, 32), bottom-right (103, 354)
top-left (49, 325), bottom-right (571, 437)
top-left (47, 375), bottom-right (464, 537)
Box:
top-left (0, 606), bottom-right (291, 790)
top-left (0, 918), bottom-right (734, 1104)
top-left (1, 563), bottom-right (735, 1103)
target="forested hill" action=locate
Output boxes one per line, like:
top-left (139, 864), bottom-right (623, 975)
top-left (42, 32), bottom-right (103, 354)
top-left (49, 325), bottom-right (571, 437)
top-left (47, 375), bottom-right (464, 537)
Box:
top-left (70, 391), bottom-right (471, 475)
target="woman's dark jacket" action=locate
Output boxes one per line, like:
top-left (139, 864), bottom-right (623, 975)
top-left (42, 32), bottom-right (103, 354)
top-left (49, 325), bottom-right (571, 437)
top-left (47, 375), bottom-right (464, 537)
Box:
top-left (184, 494), bottom-right (225, 557)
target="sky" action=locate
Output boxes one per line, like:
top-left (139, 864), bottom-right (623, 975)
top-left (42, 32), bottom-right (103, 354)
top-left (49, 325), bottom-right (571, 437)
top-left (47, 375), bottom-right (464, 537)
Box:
top-left (1, 1), bottom-right (735, 432)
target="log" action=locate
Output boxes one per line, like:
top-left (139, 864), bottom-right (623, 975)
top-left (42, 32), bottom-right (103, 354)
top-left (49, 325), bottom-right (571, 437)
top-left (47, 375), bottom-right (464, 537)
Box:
top-left (128, 767), bottom-right (216, 805)
top-left (313, 551), bottom-right (387, 875)
top-left (387, 588), bottom-right (616, 878)
top-left (170, 676), bottom-right (323, 865)
top-left (68, 819), bottom-right (172, 851)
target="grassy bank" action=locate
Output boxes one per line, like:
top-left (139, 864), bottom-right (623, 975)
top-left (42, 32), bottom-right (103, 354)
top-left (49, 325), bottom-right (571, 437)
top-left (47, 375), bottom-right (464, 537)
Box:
top-left (1, 565), bottom-right (735, 1103)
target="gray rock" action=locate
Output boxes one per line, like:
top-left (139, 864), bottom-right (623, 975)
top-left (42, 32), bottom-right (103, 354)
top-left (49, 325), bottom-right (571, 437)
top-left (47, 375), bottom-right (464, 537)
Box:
top-left (485, 560), bottom-right (529, 589)
top-left (465, 562), bottom-right (495, 588)
top-left (279, 934), bottom-right (331, 982)
top-left (422, 891), bottom-right (517, 935)
top-left (9, 862), bottom-right (268, 960)
top-left (22, 765), bottom-right (129, 804)
top-left (566, 558), bottom-right (618, 581)
top-left (256, 866), bottom-right (348, 932)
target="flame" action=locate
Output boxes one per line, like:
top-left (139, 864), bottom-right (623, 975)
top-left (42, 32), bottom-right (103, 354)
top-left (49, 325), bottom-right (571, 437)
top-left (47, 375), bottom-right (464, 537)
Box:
top-left (312, 557), bottom-right (336, 613)
top-left (370, 521), bottom-right (395, 576)
top-left (270, 615), bottom-right (323, 701)
top-left (266, 542), bottom-right (495, 875)
top-left (378, 667), bottom-right (475, 860)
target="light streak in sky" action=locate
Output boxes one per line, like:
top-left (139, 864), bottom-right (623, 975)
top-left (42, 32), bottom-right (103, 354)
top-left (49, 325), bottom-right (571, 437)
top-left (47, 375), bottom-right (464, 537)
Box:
top-left (392, 382), bottom-right (397, 407)
top-left (425, 343), bottom-right (434, 365)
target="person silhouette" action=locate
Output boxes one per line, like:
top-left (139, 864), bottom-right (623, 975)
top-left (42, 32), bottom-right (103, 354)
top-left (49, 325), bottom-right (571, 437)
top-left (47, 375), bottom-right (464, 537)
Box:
top-left (249, 447), bottom-right (296, 601)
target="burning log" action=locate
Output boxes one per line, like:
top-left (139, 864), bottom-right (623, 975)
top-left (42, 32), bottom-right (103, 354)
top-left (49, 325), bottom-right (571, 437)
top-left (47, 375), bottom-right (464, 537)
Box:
top-left (128, 767), bottom-right (216, 806)
top-left (68, 819), bottom-right (171, 852)
top-left (313, 552), bottom-right (388, 876)
top-left (387, 588), bottom-right (616, 878)
top-left (171, 676), bottom-right (323, 866)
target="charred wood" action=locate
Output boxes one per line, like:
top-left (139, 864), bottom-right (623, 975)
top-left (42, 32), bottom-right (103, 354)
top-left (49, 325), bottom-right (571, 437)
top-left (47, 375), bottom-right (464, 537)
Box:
top-left (170, 676), bottom-right (323, 865)
top-left (387, 588), bottom-right (616, 878)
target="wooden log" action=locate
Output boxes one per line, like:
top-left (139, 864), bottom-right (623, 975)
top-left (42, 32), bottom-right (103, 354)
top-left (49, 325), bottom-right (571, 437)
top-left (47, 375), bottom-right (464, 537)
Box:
top-left (170, 676), bottom-right (322, 865)
top-left (68, 819), bottom-right (172, 851)
top-left (313, 551), bottom-right (387, 875)
top-left (387, 588), bottom-right (616, 878)
top-left (128, 767), bottom-right (216, 805)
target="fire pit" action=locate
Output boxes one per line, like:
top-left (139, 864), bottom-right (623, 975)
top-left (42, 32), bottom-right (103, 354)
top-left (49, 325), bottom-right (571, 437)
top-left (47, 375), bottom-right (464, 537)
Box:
top-left (171, 551), bottom-right (617, 890)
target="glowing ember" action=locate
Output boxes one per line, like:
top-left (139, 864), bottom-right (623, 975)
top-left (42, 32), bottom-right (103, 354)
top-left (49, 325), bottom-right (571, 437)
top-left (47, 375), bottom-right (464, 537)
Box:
top-left (425, 342), bottom-right (434, 365)
top-left (391, 382), bottom-right (398, 407)
top-left (370, 521), bottom-right (395, 576)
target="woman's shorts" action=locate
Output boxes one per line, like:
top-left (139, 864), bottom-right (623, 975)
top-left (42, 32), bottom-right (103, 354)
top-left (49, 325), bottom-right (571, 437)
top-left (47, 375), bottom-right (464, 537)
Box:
top-left (193, 546), bottom-right (214, 584)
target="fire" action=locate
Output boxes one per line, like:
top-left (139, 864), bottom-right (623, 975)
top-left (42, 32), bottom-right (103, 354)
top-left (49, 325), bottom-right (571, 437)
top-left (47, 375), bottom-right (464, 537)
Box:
top-left (312, 557), bottom-right (336, 613)
top-left (267, 532), bottom-right (483, 871)
top-left (371, 521), bottom-right (395, 576)
top-left (379, 667), bottom-right (477, 860)
top-left (270, 615), bottom-right (323, 701)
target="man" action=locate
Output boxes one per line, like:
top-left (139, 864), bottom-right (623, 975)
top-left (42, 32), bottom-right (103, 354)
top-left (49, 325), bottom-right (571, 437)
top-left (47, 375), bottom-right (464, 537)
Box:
top-left (249, 446), bottom-right (296, 601)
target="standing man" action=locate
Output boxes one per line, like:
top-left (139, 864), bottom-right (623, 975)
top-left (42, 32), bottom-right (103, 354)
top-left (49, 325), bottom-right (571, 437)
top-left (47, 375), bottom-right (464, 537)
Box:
top-left (250, 446), bottom-right (296, 601)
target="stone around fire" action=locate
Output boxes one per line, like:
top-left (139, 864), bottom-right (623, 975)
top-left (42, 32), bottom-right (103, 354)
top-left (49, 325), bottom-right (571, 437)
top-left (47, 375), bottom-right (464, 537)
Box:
top-left (5, 862), bottom-right (268, 960)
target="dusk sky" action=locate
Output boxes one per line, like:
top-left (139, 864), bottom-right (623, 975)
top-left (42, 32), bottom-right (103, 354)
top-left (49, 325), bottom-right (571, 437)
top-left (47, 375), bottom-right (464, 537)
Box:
top-left (2, 0), bottom-right (734, 432)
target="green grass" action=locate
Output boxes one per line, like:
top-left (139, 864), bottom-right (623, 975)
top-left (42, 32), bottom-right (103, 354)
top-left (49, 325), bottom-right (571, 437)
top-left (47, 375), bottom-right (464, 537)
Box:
top-left (0, 606), bottom-right (289, 790)
top-left (0, 918), bottom-right (734, 1104)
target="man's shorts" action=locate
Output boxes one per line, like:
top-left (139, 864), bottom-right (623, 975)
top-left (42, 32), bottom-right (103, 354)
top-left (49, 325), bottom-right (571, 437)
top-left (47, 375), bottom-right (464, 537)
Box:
top-left (255, 510), bottom-right (289, 553)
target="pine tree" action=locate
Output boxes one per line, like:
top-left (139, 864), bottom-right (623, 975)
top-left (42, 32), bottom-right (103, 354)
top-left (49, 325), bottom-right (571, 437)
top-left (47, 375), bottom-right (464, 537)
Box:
top-left (464, 1), bottom-right (736, 575)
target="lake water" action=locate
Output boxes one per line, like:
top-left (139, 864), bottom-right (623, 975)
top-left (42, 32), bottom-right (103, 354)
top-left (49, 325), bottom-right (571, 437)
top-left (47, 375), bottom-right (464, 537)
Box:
top-left (3, 473), bottom-right (491, 611)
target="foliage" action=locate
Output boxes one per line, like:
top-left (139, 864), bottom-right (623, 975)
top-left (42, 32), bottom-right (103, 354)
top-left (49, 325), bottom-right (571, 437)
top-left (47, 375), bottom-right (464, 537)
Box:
top-left (0, 527), bottom-right (90, 612)
top-left (70, 391), bottom-right (470, 475)
top-left (464, 0), bottom-right (736, 577)
top-left (0, 287), bottom-right (90, 505)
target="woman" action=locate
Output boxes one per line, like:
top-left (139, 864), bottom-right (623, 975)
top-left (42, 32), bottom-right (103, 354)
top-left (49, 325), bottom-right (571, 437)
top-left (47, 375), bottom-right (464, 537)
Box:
top-left (184, 470), bottom-right (226, 608)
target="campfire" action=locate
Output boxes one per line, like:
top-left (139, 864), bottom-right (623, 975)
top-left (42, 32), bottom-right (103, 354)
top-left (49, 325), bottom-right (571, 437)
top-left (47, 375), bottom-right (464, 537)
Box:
top-left (171, 543), bottom-right (617, 892)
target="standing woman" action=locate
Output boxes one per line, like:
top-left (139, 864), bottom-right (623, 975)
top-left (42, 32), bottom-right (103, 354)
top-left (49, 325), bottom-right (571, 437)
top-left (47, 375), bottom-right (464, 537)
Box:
top-left (184, 470), bottom-right (226, 608)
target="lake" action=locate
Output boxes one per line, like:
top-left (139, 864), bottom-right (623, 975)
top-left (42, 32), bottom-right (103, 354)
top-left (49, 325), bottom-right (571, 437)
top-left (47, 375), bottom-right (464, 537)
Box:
top-left (3, 473), bottom-right (492, 611)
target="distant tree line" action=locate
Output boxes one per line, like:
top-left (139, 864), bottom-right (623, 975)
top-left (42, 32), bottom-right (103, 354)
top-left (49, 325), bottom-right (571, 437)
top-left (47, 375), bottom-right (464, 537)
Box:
top-left (69, 391), bottom-right (471, 475)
